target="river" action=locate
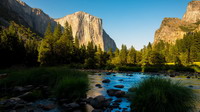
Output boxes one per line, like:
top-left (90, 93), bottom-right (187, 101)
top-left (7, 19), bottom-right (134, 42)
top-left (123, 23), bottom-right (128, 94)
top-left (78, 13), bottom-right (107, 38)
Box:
top-left (85, 72), bottom-right (200, 112)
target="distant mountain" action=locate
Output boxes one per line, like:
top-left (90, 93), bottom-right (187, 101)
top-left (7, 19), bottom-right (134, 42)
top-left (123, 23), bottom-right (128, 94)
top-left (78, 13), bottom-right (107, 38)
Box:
top-left (0, 0), bottom-right (116, 51)
top-left (154, 1), bottom-right (200, 44)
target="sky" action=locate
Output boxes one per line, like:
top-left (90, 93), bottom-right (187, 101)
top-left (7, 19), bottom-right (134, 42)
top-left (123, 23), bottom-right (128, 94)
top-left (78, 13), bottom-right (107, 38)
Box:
top-left (21, 0), bottom-right (191, 50)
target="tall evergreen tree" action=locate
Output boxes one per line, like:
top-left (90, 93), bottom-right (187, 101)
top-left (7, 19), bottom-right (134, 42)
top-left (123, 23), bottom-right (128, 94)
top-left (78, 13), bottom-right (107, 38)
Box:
top-left (53, 24), bottom-right (62, 40)
top-left (119, 44), bottom-right (128, 65)
top-left (127, 46), bottom-right (137, 65)
top-left (74, 35), bottom-right (79, 48)
top-left (38, 23), bottom-right (56, 65)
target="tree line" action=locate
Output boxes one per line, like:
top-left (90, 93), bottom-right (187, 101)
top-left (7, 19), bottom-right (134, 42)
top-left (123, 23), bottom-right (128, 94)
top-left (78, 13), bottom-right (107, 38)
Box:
top-left (0, 22), bottom-right (200, 69)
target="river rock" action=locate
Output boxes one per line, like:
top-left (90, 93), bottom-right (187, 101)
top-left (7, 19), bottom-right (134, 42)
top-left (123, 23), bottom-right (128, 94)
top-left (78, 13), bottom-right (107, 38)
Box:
top-left (72, 110), bottom-right (82, 112)
top-left (188, 85), bottom-right (193, 88)
top-left (18, 92), bottom-right (35, 101)
top-left (92, 109), bottom-right (103, 112)
top-left (59, 99), bottom-right (70, 104)
top-left (63, 103), bottom-right (80, 109)
top-left (102, 79), bottom-right (110, 83)
top-left (114, 85), bottom-right (124, 88)
top-left (0, 97), bottom-right (24, 110)
top-left (107, 89), bottom-right (125, 98)
top-left (114, 99), bottom-right (122, 103)
top-left (95, 84), bottom-right (102, 88)
top-left (0, 73), bottom-right (8, 79)
top-left (38, 104), bottom-right (55, 111)
top-left (106, 72), bottom-right (112, 75)
top-left (118, 79), bottom-right (124, 81)
top-left (14, 104), bottom-right (25, 109)
top-left (187, 76), bottom-right (191, 79)
top-left (89, 95), bottom-right (110, 109)
top-left (170, 74), bottom-right (175, 77)
top-left (111, 102), bottom-right (120, 108)
top-left (13, 86), bottom-right (26, 92)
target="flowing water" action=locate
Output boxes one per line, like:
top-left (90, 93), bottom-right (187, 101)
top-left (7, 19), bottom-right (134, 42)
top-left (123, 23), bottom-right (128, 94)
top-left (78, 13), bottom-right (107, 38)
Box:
top-left (86, 72), bottom-right (149, 112)
top-left (86, 72), bottom-right (200, 112)
top-left (19, 72), bottom-right (200, 112)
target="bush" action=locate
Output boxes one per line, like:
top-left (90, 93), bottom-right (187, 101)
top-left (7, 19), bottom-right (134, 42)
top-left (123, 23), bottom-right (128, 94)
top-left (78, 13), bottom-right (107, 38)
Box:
top-left (0, 66), bottom-right (89, 101)
top-left (129, 77), bottom-right (198, 112)
top-left (142, 66), bottom-right (161, 72)
top-left (114, 66), bottom-right (142, 72)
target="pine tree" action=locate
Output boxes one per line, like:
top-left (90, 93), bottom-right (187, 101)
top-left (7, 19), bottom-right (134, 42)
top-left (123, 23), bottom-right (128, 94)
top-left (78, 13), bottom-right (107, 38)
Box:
top-left (38, 23), bottom-right (56, 65)
top-left (84, 41), bottom-right (96, 68)
top-left (53, 24), bottom-right (62, 40)
top-left (95, 45), bottom-right (103, 68)
top-left (119, 44), bottom-right (128, 65)
top-left (74, 35), bottom-right (79, 48)
top-left (111, 48), bottom-right (120, 65)
top-left (0, 22), bottom-right (26, 67)
top-left (44, 23), bottom-right (53, 37)
top-left (149, 51), bottom-right (165, 65)
top-left (127, 46), bottom-right (137, 65)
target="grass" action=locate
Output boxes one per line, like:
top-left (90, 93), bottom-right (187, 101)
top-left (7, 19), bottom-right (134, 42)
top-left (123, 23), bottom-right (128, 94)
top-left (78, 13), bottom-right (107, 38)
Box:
top-left (165, 63), bottom-right (175, 65)
top-left (0, 66), bottom-right (89, 101)
top-left (142, 65), bottom-right (195, 72)
top-left (194, 62), bottom-right (200, 67)
top-left (129, 77), bottom-right (198, 112)
top-left (192, 65), bottom-right (200, 73)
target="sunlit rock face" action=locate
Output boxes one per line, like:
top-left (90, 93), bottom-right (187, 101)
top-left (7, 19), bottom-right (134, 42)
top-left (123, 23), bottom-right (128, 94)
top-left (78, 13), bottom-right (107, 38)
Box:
top-left (55, 11), bottom-right (116, 51)
top-left (0, 0), bottom-right (57, 34)
top-left (183, 1), bottom-right (200, 23)
top-left (154, 18), bottom-right (187, 44)
top-left (154, 1), bottom-right (200, 44)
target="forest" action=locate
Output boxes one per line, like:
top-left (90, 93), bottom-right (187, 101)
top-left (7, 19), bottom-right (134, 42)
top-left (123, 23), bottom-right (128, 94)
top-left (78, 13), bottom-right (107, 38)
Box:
top-left (0, 22), bottom-right (200, 72)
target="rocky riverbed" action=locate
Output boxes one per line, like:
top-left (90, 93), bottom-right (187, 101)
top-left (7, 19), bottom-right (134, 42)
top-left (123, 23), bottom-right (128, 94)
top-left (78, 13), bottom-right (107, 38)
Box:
top-left (1, 72), bottom-right (200, 112)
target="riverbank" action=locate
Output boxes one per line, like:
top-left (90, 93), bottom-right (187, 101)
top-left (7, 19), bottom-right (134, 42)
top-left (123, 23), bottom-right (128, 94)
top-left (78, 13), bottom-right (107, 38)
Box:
top-left (80, 68), bottom-right (200, 78)
top-left (0, 67), bottom-right (200, 112)
top-left (0, 67), bottom-right (89, 112)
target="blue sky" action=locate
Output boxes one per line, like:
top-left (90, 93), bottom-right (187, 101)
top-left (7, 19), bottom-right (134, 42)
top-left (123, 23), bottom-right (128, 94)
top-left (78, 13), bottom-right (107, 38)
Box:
top-left (21, 0), bottom-right (191, 50)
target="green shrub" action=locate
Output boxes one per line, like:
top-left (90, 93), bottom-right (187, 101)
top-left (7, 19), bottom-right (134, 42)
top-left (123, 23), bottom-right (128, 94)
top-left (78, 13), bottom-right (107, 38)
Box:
top-left (0, 66), bottom-right (89, 101)
top-left (54, 76), bottom-right (88, 101)
top-left (129, 77), bottom-right (198, 112)
top-left (115, 66), bottom-right (142, 72)
top-left (142, 66), bottom-right (161, 72)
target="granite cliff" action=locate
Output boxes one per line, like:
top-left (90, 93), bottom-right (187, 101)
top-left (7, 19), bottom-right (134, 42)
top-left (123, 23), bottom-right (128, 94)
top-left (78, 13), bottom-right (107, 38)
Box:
top-left (55, 11), bottom-right (116, 51)
top-left (0, 0), bottom-right (116, 51)
top-left (0, 0), bottom-right (57, 34)
top-left (154, 1), bottom-right (200, 44)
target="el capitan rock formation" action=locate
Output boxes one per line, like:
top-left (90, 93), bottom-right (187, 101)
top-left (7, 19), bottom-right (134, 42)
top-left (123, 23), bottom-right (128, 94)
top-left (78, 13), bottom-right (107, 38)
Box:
top-left (55, 11), bottom-right (116, 51)
top-left (154, 1), bottom-right (200, 44)
top-left (0, 0), bottom-right (116, 51)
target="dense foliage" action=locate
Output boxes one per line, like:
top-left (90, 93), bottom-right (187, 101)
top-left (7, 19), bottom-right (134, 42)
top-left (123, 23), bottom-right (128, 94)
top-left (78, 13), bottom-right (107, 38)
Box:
top-left (0, 22), bottom-right (40, 67)
top-left (129, 77), bottom-right (198, 112)
top-left (0, 22), bottom-right (200, 70)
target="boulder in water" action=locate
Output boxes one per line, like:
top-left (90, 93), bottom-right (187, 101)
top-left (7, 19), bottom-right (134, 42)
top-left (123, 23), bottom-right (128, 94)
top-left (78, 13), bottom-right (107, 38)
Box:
top-left (102, 79), bottom-right (110, 83)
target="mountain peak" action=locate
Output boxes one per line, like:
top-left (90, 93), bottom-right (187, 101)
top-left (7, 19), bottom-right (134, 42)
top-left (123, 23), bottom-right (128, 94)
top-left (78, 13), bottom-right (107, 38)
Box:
top-left (189, 0), bottom-right (200, 5)
top-left (75, 11), bottom-right (88, 14)
top-left (182, 0), bottom-right (200, 23)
